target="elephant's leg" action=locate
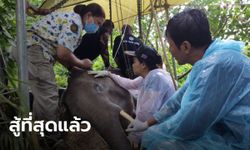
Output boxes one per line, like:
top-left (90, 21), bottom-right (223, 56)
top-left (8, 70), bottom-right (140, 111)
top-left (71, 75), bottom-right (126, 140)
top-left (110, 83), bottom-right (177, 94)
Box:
top-left (63, 126), bottom-right (109, 150)
top-left (67, 101), bottom-right (131, 150)
top-left (94, 107), bottom-right (132, 150)
top-left (57, 103), bottom-right (109, 150)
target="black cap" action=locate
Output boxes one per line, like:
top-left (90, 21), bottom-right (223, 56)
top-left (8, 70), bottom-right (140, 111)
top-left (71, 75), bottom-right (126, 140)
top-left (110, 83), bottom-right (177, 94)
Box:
top-left (125, 45), bottom-right (162, 69)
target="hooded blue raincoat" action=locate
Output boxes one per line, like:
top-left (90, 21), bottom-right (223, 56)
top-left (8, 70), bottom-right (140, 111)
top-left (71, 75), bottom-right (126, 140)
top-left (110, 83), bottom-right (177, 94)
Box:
top-left (142, 39), bottom-right (250, 150)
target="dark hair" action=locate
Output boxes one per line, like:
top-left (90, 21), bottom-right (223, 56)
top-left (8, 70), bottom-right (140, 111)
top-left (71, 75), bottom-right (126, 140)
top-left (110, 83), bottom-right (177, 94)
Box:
top-left (166, 9), bottom-right (212, 48)
top-left (136, 46), bottom-right (163, 71)
top-left (99, 19), bottom-right (114, 34)
top-left (138, 54), bottom-right (162, 71)
top-left (102, 19), bottom-right (114, 29)
top-left (122, 24), bottom-right (132, 34)
top-left (74, 3), bottom-right (105, 18)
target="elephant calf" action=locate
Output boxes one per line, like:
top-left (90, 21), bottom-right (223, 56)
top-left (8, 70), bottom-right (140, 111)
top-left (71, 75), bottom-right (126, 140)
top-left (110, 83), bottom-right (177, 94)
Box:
top-left (61, 70), bottom-right (134, 150)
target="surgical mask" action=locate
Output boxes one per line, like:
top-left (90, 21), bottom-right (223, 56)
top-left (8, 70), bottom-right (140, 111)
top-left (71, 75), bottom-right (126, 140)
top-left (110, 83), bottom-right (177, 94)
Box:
top-left (84, 21), bottom-right (99, 33)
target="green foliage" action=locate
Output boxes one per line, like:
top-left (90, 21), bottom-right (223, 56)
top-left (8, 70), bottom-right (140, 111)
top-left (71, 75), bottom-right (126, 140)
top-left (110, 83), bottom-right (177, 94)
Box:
top-left (1, 0), bottom-right (249, 88)
top-left (0, 67), bottom-right (42, 150)
top-left (0, 0), bottom-right (249, 148)
top-left (26, 1), bottom-right (45, 28)
top-left (23, 0), bottom-right (250, 88)
top-left (132, 0), bottom-right (250, 86)
top-left (244, 44), bottom-right (250, 57)
top-left (0, 0), bottom-right (16, 65)
top-left (54, 63), bottom-right (68, 87)
top-left (0, 80), bottom-right (40, 150)
top-left (0, 1), bottom-right (42, 149)
top-left (0, 0), bottom-right (18, 89)
top-left (92, 44), bottom-right (118, 71)
top-left (190, 0), bottom-right (250, 43)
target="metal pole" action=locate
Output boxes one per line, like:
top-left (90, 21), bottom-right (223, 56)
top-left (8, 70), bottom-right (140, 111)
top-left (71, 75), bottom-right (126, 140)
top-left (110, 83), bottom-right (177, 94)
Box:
top-left (16, 0), bottom-right (29, 111)
top-left (109, 0), bottom-right (113, 48)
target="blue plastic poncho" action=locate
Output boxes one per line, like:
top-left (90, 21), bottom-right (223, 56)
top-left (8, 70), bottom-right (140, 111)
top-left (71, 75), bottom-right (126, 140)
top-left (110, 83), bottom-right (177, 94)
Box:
top-left (142, 39), bottom-right (250, 150)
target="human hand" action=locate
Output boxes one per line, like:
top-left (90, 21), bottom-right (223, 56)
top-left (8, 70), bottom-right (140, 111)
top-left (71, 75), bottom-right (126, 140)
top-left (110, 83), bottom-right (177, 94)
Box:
top-left (36, 8), bottom-right (52, 15)
top-left (126, 119), bottom-right (148, 132)
top-left (26, 1), bottom-right (52, 16)
top-left (88, 70), bottom-right (110, 78)
top-left (81, 59), bottom-right (92, 69)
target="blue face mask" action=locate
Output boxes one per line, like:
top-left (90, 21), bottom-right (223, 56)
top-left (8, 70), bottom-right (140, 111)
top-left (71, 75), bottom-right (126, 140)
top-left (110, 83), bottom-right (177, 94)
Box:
top-left (84, 22), bottom-right (99, 33)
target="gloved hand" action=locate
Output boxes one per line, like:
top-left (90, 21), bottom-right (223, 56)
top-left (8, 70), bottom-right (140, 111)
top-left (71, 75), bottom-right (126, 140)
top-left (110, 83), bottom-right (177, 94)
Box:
top-left (126, 119), bottom-right (149, 132)
top-left (88, 70), bottom-right (110, 78)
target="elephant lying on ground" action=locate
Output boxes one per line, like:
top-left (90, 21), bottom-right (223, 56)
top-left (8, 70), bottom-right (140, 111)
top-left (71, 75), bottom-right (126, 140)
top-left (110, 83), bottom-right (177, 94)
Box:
top-left (60, 70), bottom-right (134, 150)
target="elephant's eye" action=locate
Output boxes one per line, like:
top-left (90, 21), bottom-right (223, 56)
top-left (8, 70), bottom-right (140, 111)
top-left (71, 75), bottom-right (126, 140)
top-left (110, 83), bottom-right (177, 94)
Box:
top-left (94, 83), bottom-right (104, 93)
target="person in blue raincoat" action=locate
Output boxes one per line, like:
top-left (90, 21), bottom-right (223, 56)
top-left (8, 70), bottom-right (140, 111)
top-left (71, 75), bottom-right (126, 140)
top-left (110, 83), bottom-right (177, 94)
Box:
top-left (125, 8), bottom-right (250, 150)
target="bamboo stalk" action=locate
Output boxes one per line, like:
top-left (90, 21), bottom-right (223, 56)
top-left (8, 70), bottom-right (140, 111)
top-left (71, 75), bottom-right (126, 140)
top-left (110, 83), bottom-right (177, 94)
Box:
top-left (164, 1), bottom-right (178, 81)
top-left (150, 0), bottom-right (177, 89)
top-left (145, 12), bottom-right (153, 45)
